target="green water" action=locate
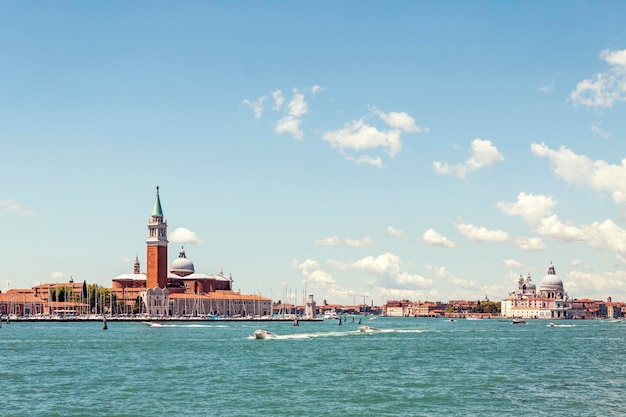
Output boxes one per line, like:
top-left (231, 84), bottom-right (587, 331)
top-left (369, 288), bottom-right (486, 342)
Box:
top-left (1, 318), bottom-right (624, 416)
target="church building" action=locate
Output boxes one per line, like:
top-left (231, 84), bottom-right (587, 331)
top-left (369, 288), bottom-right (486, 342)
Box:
top-left (111, 187), bottom-right (272, 318)
top-left (501, 263), bottom-right (583, 319)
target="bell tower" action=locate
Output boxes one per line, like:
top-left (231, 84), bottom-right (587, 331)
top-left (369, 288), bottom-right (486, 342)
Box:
top-left (146, 186), bottom-right (168, 289)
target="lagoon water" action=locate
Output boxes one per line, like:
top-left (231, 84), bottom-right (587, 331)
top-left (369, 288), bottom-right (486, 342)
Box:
top-left (2, 317), bottom-right (624, 416)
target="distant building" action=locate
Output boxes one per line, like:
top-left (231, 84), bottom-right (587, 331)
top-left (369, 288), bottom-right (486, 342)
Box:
top-left (110, 187), bottom-right (272, 317)
top-left (501, 263), bottom-right (583, 319)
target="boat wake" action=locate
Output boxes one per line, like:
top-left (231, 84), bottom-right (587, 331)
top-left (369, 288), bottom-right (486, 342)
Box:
top-left (247, 328), bottom-right (425, 340)
top-left (143, 322), bottom-right (229, 328)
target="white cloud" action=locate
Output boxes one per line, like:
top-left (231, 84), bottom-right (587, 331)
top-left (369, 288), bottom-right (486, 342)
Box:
top-left (347, 253), bottom-right (433, 289)
top-left (51, 272), bottom-right (64, 279)
top-left (271, 90), bottom-right (284, 110)
top-left (307, 269), bottom-right (336, 284)
top-left (503, 259), bottom-right (523, 269)
top-left (455, 222), bottom-right (510, 242)
top-left (422, 228), bottom-right (456, 248)
top-left (287, 90), bottom-right (308, 117)
top-left (314, 236), bottom-right (374, 247)
top-left (428, 265), bottom-right (477, 289)
top-left (512, 236), bottom-right (545, 251)
top-left (371, 286), bottom-right (431, 302)
top-left (242, 96), bottom-right (266, 119)
top-left (531, 142), bottom-right (626, 204)
top-left (387, 226), bottom-right (408, 239)
top-left (355, 155), bottom-right (383, 168)
top-left (537, 72), bottom-right (560, 94)
top-left (535, 215), bottom-right (588, 243)
top-left (294, 258), bottom-right (358, 302)
top-left (323, 119), bottom-right (403, 158)
top-left (566, 269), bottom-right (626, 298)
top-left (323, 107), bottom-right (427, 167)
top-left (369, 106), bottom-right (429, 133)
top-left (538, 83), bottom-right (553, 94)
top-left (394, 271), bottom-right (433, 287)
top-left (497, 192), bottom-right (556, 225)
top-left (273, 90), bottom-right (310, 140)
top-left (591, 121), bottom-right (612, 138)
top-left (0, 200), bottom-right (35, 216)
top-left (315, 236), bottom-right (341, 246)
top-left (583, 219), bottom-right (626, 256)
top-left (351, 253), bottom-right (402, 276)
top-left (275, 115), bottom-right (303, 140)
top-left (311, 85), bottom-right (326, 96)
top-left (294, 258), bottom-right (321, 276)
top-left (499, 191), bottom-right (626, 258)
top-left (433, 138), bottom-right (504, 180)
top-left (168, 227), bottom-right (203, 244)
top-left (570, 48), bottom-right (626, 108)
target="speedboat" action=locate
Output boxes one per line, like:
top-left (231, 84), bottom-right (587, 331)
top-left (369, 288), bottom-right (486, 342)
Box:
top-left (548, 322), bottom-right (558, 327)
top-left (253, 329), bottom-right (277, 339)
top-left (511, 318), bottom-right (526, 324)
top-left (358, 325), bottom-right (380, 333)
top-left (323, 311), bottom-right (339, 320)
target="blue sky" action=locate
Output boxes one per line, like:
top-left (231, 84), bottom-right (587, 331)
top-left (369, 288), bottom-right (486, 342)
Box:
top-left (2, 1), bottom-right (626, 305)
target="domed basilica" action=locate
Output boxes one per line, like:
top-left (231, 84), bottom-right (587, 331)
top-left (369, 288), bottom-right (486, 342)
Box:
top-left (501, 263), bottom-right (581, 319)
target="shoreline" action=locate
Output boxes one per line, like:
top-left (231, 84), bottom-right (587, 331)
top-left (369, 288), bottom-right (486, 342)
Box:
top-left (2, 316), bottom-right (324, 323)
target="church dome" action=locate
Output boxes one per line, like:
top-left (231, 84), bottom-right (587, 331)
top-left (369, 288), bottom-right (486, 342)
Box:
top-left (540, 263), bottom-right (563, 290)
top-left (171, 247), bottom-right (195, 276)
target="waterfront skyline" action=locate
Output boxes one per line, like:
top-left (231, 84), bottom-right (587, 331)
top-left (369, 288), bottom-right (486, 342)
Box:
top-left (2, 2), bottom-right (626, 305)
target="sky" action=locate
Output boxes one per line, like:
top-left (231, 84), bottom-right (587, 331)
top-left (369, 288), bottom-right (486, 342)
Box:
top-left (1, 1), bottom-right (626, 306)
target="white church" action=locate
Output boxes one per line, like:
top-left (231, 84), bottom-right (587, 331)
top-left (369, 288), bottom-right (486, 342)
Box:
top-left (501, 263), bottom-right (583, 319)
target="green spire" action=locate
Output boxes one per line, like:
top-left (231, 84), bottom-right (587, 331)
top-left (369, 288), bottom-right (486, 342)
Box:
top-left (152, 186), bottom-right (164, 217)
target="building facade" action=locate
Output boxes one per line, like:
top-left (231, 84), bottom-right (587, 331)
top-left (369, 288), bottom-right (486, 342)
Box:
top-left (501, 263), bottom-right (583, 319)
top-left (111, 187), bottom-right (272, 317)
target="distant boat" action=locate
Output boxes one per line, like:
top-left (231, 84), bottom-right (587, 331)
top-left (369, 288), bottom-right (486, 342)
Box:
top-left (323, 311), bottom-right (339, 320)
top-left (511, 318), bottom-right (526, 324)
top-left (358, 325), bottom-right (380, 333)
top-left (253, 329), bottom-right (277, 339)
top-left (143, 321), bottom-right (164, 327)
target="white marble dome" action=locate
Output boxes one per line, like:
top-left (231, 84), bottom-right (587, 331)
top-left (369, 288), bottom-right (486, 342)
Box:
top-left (171, 247), bottom-right (195, 275)
top-left (540, 264), bottom-right (563, 290)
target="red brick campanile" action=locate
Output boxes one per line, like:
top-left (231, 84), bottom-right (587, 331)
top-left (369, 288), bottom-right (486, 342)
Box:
top-left (146, 186), bottom-right (168, 289)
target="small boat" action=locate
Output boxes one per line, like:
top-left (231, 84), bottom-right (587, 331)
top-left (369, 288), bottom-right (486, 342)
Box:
top-left (511, 318), bottom-right (526, 324)
top-left (548, 322), bottom-right (558, 327)
top-left (253, 329), bottom-right (276, 339)
top-left (323, 311), bottom-right (339, 320)
top-left (358, 325), bottom-right (381, 333)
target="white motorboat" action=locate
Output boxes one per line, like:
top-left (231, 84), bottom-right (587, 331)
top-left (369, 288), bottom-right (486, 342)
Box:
top-left (323, 311), bottom-right (339, 320)
top-left (358, 325), bottom-right (380, 333)
top-left (143, 321), bottom-right (164, 327)
top-left (253, 329), bottom-right (277, 339)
